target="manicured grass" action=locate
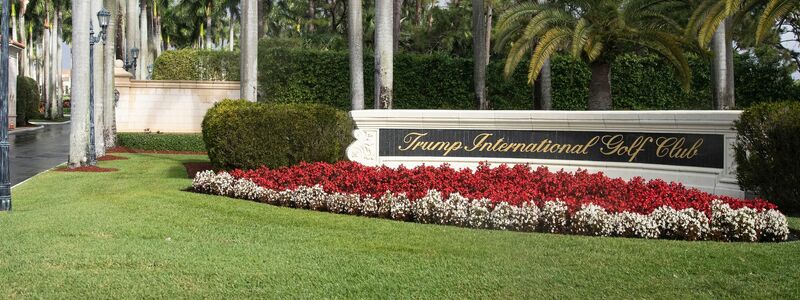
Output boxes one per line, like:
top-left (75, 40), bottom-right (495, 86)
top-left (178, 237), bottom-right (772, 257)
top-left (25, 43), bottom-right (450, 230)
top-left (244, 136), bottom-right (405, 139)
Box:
top-left (2, 153), bottom-right (798, 298)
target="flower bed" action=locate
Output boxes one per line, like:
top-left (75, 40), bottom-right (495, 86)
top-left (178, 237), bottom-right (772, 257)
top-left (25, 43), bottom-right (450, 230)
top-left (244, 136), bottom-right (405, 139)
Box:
top-left (191, 162), bottom-right (791, 242)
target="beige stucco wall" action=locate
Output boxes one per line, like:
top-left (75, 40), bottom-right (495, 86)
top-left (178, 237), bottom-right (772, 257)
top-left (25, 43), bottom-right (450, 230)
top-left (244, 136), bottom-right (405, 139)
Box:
top-left (115, 65), bottom-right (240, 133)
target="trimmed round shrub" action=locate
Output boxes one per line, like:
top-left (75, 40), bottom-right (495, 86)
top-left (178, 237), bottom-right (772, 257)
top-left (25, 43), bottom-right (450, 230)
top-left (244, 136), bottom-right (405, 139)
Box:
top-left (16, 76), bottom-right (40, 126)
top-left (734, 101), bottom-right (800, 213)
top-left (202, 99), bottom-right (353, 170)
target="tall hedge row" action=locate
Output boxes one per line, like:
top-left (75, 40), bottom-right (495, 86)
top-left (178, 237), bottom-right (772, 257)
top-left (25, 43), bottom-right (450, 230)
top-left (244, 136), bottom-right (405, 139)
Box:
top-left (152, 41), bottom-right (799, 110)
top-left (16, 76), bottom-right (40, 126)
top-left (152, 49), bottom-right (240, 81)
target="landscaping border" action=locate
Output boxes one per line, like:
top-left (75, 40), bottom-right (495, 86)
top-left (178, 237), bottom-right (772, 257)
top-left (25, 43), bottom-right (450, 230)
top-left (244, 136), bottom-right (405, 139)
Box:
top-left (192, 170), bottom-right (792, 243)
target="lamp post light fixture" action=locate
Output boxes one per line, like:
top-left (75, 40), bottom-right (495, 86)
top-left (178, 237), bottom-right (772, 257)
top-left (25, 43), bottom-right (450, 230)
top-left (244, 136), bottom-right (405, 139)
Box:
top-left (88, 7), bottom-right (110, 166)
top-left (123, 47), bottom-right (139, 77)
top-left (0, 0), bottom-right (11, 211)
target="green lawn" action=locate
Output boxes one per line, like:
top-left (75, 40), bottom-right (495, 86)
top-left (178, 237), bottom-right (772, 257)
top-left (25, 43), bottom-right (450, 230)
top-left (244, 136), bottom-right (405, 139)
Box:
top-left (1, 153), bottom-right (798, 298)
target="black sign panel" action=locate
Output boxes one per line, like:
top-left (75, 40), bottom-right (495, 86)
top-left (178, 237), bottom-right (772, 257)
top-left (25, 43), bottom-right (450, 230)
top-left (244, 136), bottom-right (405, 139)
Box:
top-left (379, 129), bottom-right (725, 169)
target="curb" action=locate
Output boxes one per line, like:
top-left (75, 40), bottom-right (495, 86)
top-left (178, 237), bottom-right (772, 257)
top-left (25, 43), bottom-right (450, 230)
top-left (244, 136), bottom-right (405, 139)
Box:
top-left (12, 163), bottom-right (64, 189)
top-left (29, 120), bottom-right (71, 125)
top-left (9, 125), bottom-right (44, 135)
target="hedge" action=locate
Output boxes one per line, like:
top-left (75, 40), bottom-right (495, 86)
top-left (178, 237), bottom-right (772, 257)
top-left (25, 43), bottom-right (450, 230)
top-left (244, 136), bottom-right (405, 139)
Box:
top-left (16, 76), bottom-right (40, 126)
top-left (202, 99), bottom-right (352, 170)
top-left (152, 49), bottom-right (239, 81)
top-left (152, 40), bottom-right (799, 110)
top-left (116, 132), bottom-right (206, 152)
top-left (734, 101), bottom-right (800, 214)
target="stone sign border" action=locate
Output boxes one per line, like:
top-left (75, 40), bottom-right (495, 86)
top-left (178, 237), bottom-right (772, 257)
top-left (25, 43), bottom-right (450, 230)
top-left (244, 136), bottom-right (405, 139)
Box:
top-left (347, 110), bottom-right (742, 197)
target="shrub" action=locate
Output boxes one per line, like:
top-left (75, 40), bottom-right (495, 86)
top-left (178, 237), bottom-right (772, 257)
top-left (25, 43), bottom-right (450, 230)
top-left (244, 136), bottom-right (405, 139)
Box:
top-left (116, 132), bottom-right (206, 152)
top-left (202, 99), bottom-right (353, 170)
top-left (16, 76), bottom-right (40, 126)
top-left (734, 101), bottom-right (800, 213)
top-left (151, 49), bottom-right (239, 81)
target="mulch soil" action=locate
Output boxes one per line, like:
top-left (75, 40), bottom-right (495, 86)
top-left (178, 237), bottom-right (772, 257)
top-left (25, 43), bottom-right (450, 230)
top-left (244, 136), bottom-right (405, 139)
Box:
top-left (98, 155), bottom-right (129, 161)
top-left (55, 166), bottom-right (118, 172)
top-left (107, 146), bottom-right (207, 155)
top-left (184, 162), bottom-right (216, 179)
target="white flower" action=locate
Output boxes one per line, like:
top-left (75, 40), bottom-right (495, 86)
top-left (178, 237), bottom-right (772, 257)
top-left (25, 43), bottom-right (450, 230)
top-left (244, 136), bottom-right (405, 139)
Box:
top-left (572, 204), bottom-right (613, 236)
top-left (541, 200), bottom-right (569, 233)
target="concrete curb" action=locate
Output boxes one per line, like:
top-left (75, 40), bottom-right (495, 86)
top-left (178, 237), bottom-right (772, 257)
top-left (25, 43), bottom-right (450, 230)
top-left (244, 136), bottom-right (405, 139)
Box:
top-left (29, 120), bottom-right (71, 125)
top-left (9, 125), bottom-right (44, 135)
top-left (12, 163), bottom-right (64, 189)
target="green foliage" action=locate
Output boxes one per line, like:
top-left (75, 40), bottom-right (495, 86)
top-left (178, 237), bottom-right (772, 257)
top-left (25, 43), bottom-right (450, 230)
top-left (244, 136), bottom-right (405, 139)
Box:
top-left (153, 44), bottom-right (799, 110)
top-left (202, 99), bottom-right (353, 170)
top-left (16, 76), bottom-right (40, 126)
top-left (734, 101), bottom-right (800, 214)
top-left (117, 132), bottom-right (206, 152)
top-left (152, 49), bottom-right (240, 81)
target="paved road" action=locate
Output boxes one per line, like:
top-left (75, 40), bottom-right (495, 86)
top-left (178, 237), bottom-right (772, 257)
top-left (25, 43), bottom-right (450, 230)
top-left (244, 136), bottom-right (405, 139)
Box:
top-left (10, 123), bottom-right (70, 185)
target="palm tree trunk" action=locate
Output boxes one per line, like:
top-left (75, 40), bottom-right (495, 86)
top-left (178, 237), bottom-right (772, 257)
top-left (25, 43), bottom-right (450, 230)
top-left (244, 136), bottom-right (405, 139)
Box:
top-left (724, 18), bottom-right (735, 109)
top-left (241, 0), bottom-right (258, 101)
top-left (70, 0), bottom-right (91, 168)
top-left (91, 0), bottom-right (106, 156)
top-left (18, 0), bottom-right (26, 77)
top-left (56, 12), bottom-right (64, 118)
top-left (484, 5), bottom-right (491, 66)
top-left (348, 0), bottom-right (364, 110)
top-left (139, 1), bottom-right (148, 78)
top-left (392, 0), bottom-right (403, 51)
top-left (534, 57), bottom-right (552, 110)
top-left (42, 15), bottom-right (50, 119)
top-left (155, 7), bottom-right (162, 57)
top-left (104, 0), bottom-right (118, 148)
top-left (127, 0), bottom-right (139, 78)
top-left (205, 9), bottom-right (212, 49)
top-left (588, 61), bottom-right (612, 110)
top-left (228, 8), bottom-right (235, 51)
top-left (48, 15), bottom-right (58, 119)
top-left (374, 0), bottom-right (394, 109)
top-left (308, 0), bottom-right (316, 33)
top-left (711, 24), bottom-right (727, 110)
top-left (415, 0), bottom-right (421, 26)
top-left (472, 0), bottom-right (488, 109)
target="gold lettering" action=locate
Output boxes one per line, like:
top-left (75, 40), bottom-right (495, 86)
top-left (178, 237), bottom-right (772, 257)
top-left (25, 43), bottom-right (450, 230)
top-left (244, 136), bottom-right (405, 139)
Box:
top-left (398, 132), bottom-right (429, 151)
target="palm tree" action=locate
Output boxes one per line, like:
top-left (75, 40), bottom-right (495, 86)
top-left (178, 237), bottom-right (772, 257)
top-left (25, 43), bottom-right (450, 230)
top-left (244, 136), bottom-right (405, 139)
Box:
top-left (495, 0), bottom-right (692, 110)
top-left (755, 0), bottom-right (798, 42)
top-left (348, 0), bottom-right (364, 110)
top-left (685, 0), bottom-right (739, 109)
top-left (70, 0), bottom-right (90, 167)
top-left (240, 0), bottom-right (257, 101)
top-left (375, 0), bottom-right (393, 109)
top-left (103, 0), bottom-right (117, 148)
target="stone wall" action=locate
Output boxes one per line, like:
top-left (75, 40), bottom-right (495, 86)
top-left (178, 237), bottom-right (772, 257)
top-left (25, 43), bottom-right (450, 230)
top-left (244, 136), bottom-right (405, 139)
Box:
top-left (115, 63), bottom-right (240, 133)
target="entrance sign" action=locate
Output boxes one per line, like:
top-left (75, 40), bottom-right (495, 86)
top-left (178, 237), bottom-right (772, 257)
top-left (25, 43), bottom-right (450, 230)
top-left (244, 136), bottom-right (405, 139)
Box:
top-left (347, 110), bottom-right (742, 197)
top-left (380, 129), bottom-right (724, 168)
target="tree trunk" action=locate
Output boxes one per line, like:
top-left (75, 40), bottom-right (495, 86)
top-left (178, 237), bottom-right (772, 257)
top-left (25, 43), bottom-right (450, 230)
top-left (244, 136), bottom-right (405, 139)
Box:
top-left (392, 0), bottom-right (402, 51)
top-left (258, 0), bottom-right (267, 38)
top-left (484, 5), bottom-right (492, 66)
top-left (56, 12), bottom-right (64, 118)
top-left (127, 0), bottom-right (139, 78)
top-left (308, 0), bottom-right (316, 33)
top-left (42, 16), bottom-right (50, 119)
top-left (588, 61), bottom-right (612, 110)
top-left (711, 24), bottom-right (727, 110)
top-left (415, 0), bottom-right (421, 26)
top-left (228, 8), bottom-right (235, 51)
top-left (472, 0), bottom-right (488, 109)
top-left (91, 0), bottom-right (106, 156)
top-left (348, 0), bottom-right (364, 110)
top-left (104, 0), bottom-right (118, 148)
top-left (70, 0), bottom-right (91, 168)
top-left (155, 8), bottom-right (162, 57)
top-left (374, 0), bottom-right (393, 109)
top-left (724, 18), bottom-right (735, 109)
top-left (535, 58), bottom-right (552, 110)
top-left (241, 0), bottom-right (258, 101)
top-left (205, 7), bottom-right (212, 49)
top-left (139, 1), bottom-right (148, 78)
top-left (18, 0), bottom-right (26, 77)
top-left (48, 15), bottom-right (58, 119)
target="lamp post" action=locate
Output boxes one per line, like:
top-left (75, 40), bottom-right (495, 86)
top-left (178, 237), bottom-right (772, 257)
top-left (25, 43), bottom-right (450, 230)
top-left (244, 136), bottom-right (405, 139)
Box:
top-left (122, 47), bottom-right (139, 77)
top-left (88, 8), bottom-right (110, 165)
top-left (0, 0), bottom-right (11, 211)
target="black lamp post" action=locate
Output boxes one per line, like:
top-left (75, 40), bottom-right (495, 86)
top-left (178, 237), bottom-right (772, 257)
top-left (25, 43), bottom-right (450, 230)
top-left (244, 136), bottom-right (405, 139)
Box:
top-left (88, 8), bottom-right (110, 165)
top-left (0, 0), bottom-right (10, 211)
top-left (123, 47), bottom-right (139, 77)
